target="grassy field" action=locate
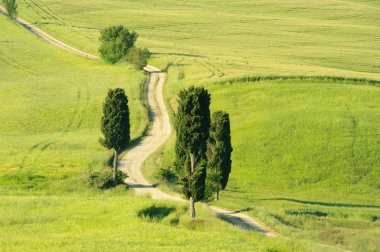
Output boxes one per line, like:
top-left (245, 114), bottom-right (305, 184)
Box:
top-left (1, 188), bottom-right (333, 252)
top-left (1, 0), bottom-right (380, 251)
top-left (15, 0), bottom-right (380, 80)
top-left (0, 15), bottom-right (148, 192)
top-left (142, 67), bottom-right (380, 251)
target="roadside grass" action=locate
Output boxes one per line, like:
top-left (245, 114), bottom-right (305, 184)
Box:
top-left (1, 1), bottom-right (380, 251)
top-left (14, 0), bottom-right (380, 80)
top-left (0, 192), bottom-right (335, 252)
top-left (0, 15), bottom-right (148, 192)
top-left (141, 65), bottom-right (380, 251)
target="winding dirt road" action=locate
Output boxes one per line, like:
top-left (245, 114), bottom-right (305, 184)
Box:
top-left (1, 7), bottom-right (275, 236)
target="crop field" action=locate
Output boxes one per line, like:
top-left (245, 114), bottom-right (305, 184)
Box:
top-left (1, 0), bottom-right (380, 251)
top-left (15, 0), bottom-right (380, 80)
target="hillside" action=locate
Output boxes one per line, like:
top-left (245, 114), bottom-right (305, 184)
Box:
top-left (0, 0), bottom-right (379, 251)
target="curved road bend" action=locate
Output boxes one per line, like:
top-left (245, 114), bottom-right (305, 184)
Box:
top-left (0, 6), bottom-right (276, 236)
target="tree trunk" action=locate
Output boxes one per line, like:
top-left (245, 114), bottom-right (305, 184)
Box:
top-left (190, 153), bottom-right (195, 218)
top-left (190, 196), bottom-right (195, 218)
top-left (190, 153), bottom-right (195, 173)
top-left (113, 150), bottom-right (118, 180)
top-left (215, 191), bottom-right (219, 201)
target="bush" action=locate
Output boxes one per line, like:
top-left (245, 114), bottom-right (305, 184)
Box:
top-left (158, 166), bottom-right (178, 183)
top-left (126, 47), bottom-right (151, 70)
top-left (3, 0), bottom-right (18, 20)
top-left (86, 169), bottom-right (127, 189)
top-left (99, 25), bottom-right (137, 64)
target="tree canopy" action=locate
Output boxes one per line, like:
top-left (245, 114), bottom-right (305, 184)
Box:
top-left (206, 111), bottom-right (232, 200)
top-left (100, 88), bottom-right (130, 179)
top-left (175, 86), bottom-right (210, 217)
top-left (99, 25), bottom-right (138, 64)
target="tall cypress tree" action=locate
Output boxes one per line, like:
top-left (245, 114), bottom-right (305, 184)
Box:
top-left (207, 111), bottom-right (232, 201)
top-left (100, 88), bottom-right (130, 180)
top-left (175, 86), bottom-right (210, 218)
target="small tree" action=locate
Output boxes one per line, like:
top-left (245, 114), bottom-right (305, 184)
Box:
top-left (206, 111), bottom-right (232, 201)
top-left (175, 86), bottom-right (211, 218)
top-left (3, 0), bottom-right (18, 20)
top-left (126, 47), bottom-right (151, 70)
top-left (99, 25), bottom-right (137, 64)
top-left (100, 88), bottom-right (130, 180)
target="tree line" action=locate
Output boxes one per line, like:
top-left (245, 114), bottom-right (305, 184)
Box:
top-left (99, 86), bottom-right (232, 219)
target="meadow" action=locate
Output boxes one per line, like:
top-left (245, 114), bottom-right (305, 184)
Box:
top-left (142, 67), bottom-right (380, 251)
top-left (1, 0), bottom-right (380, 251)
top-left (15, 0), bottom-right (380, 80)
top-left (0, 15), bottom-right (148, 192)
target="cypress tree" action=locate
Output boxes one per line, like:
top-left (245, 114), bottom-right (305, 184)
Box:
top-left (100, 88), bottom-right (130, 180)
top-left (175, 86), bottom-right (210, 218)
top-left (207, 111), bottom-right (232, 201)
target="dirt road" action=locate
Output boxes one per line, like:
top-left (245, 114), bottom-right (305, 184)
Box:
top-left (1, 7), bottom-right (276, 236)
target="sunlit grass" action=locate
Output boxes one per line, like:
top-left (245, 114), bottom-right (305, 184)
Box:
top-left (0, 16), bottom-right (147, 191)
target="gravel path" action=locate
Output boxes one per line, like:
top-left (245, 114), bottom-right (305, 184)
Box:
top-left (1, 7), bottom-right (276, 236)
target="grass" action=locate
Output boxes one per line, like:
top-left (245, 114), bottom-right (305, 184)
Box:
top-left (0, 190), bottom-right (333, 252)
top-left (1, 0), bottom-right (380, 251)
top-left (0, 15), bottom-right (148, 192)
top-left (141, 67), bottom-right (380, 252)
top-left (15, 0), bottom-right (380, 80)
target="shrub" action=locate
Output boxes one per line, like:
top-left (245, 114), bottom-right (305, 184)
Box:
top-left (99, 25), bottom-right (137, 64)
top-left (126, 47), bottom-right (151, 70)
top-left (3, 0), bottom-right (18, 20)
top-left (158, 166), bottom-right (178, 183)
top-left (86, 169), bottom-right (127, 189)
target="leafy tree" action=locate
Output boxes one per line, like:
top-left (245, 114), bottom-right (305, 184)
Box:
top-left (3, 0), bottom-right (18, 20)
top-left (99, 25), bottom-right (137, 64)
top-left (100, 88), bottom-right (130, 180)
top-left (175, 86), bottom-right (210, 218)
top-left (206, 111), bottom-right (233, 200)
top-left (126, 47), bottom-right (151, 70)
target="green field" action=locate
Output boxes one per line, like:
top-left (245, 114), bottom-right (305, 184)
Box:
top-left (142, 70), bottom-right (380, 251)
top-left (0, 15), bottom-right (148, 192)
top-left (1, 0), bottom-right (380, 251)
top-left (15, 0), bottom-right (380, 80)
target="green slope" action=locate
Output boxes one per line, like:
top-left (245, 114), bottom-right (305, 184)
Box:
top-left (15, 0), bottom-right (380, 79)
top-left (0, 15), bottom-right (147, 191)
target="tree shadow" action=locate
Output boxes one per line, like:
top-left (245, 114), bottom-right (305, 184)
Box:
top-left (128, 183), bottom-right (159, 189)
top-left (285, 210), bottom-right (328, 217)
top-left (138, 204), bottom-right (176, 222)
top-left (259, 198), bottom-right (380, 209)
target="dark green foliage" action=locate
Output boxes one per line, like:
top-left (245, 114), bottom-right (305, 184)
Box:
top-left (86, 169), bottom-right (126, 189)
top-left (99, 25), bottom-right (138, 64)
top-left (206, 111), bottom-right (232, 199)
top-left (174, 86), bottom-right (211, 202)
top-left (100, 88), bottom-right (130, 152)
top-left (126, 47), bottom-right (151, 70)
top-left (158, 166), bottom-right (178, 183)
top-left (3, 0), bottom-right (18, 19)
